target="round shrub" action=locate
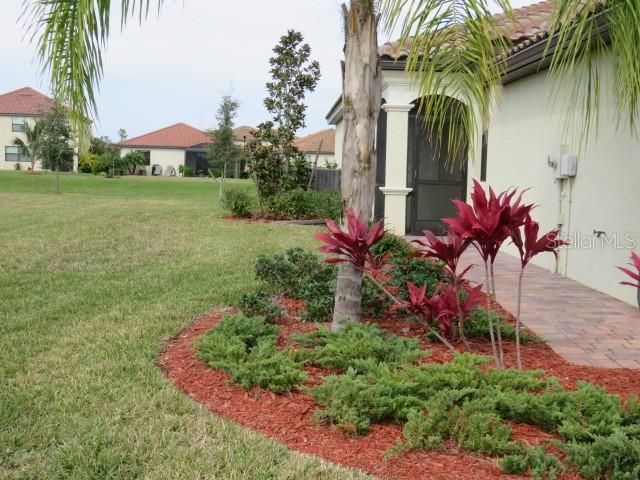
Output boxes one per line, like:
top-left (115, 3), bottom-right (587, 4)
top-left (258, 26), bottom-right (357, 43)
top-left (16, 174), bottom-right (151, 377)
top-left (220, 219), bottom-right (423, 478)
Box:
top-left (222, 186), bottom-right (254, 217)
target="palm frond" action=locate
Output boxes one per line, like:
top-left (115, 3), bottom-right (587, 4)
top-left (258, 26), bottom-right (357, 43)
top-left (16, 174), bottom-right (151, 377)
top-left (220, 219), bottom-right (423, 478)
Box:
top-left (548, 0), bottom-right (640, 145)
top-left (23, 0), bottom-right (165, 151)
top-left (381, 0), bottom-right (513, 167)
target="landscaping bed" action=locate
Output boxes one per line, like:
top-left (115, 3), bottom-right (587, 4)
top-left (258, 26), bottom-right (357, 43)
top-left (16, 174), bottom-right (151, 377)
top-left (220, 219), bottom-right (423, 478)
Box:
top-left (161, 303), bottom-right (640, 480)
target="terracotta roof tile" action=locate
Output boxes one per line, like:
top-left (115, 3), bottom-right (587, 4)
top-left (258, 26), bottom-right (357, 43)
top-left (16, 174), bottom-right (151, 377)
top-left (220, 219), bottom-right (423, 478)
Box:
top-left (294, 129), bottom-right (335, 154)
top-left (0, 87), bottom-right (54, 116)
top-left (120, 123), bottom-right (212, 149)
top-left (379, 0), bottom-right (555, 61)
top-left (233, 125), bottom-right (257, 143)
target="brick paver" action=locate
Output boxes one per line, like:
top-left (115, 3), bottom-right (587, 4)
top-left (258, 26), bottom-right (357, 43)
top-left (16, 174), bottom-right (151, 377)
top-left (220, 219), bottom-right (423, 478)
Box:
top-left (408, 236), bottom-right (640, 368)
top-left (461, 249), bottom-right (640, 368)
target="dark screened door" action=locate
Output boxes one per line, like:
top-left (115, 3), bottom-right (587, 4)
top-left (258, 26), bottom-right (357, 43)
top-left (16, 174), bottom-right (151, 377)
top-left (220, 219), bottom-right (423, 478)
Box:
top-left (408, 111), bottom-right (467, 234)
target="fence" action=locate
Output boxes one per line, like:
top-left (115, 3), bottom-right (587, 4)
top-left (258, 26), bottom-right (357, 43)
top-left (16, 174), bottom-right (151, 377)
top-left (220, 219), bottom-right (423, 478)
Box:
top-left (311, 168), bottom-right (341, 192)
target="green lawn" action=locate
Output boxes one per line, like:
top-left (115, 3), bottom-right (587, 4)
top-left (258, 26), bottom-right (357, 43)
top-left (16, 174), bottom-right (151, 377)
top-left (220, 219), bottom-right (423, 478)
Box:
top-left (0, 172), bottom-right (369, 479)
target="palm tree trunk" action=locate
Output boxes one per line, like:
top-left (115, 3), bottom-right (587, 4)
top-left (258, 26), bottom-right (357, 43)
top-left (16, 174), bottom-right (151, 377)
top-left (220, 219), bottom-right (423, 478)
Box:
top-left (331, 0), bottom-right (381, 330)
top-left (515, 268), bottom-right (525, 370)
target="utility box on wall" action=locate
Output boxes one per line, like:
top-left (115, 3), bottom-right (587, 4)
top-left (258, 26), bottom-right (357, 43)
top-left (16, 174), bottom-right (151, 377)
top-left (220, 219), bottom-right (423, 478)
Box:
top-left (560, 154), bottom-right (578, 177)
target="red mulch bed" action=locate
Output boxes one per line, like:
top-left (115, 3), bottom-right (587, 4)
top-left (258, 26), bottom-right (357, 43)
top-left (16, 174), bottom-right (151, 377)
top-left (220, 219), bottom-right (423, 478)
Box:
top-left (160, 300), bottom-right (640, 479)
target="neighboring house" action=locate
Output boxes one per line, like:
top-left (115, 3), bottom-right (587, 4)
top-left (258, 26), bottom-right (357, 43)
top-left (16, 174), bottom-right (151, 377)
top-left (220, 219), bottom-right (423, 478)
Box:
top-left (0, 87), bottom-right (54, 171)
top-left (327, 0), bottom-right (640, 306)
top-left (120, 123), bottom-right (212, 175)
top-left (295, 128), bottom-right (336, 167)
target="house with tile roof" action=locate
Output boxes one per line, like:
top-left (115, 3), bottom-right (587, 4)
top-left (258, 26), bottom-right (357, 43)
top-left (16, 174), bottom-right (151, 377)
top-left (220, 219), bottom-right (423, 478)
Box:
top-left (120, 123), bottom-right (254, 176)
top-left (327, 0), bottom-right (640, 307)
top-left (294, 128), bottom-right (336, 168)
top-left (120, 123), bottom-right (212, 175)
top-left (0, 87), bottom-right (54, 171)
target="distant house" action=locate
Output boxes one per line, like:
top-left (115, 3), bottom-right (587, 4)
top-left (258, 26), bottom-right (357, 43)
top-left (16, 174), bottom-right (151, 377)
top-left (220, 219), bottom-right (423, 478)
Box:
top-left (120, 123), bottom-right (212, 175)
top-left (0, 87), bottom-right (54, 171)
top-left (120, 123), bottom-right (256, 176)
top-left (295, 128), bottom-right (336, 167)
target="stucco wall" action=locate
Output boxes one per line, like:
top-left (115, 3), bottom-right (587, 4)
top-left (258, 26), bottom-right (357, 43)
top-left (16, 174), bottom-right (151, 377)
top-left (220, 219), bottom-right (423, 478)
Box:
top-left (304, 153), bottom-right (336, 167)
top-left (0, 115), bottom-right (41, 171)
top-left (468, 58), bottom-right (640, 306)
top-left (120, 147), bottom-right (185, 175)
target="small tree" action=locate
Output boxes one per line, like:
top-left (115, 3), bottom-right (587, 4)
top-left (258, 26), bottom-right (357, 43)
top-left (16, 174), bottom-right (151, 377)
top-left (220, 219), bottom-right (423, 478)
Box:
top-left (13, 122), bottom-right (43, 171)
top-left (121, 150), bottom-right (145, 175)
top-left (249, 30), bottom-right (320, 205)
top-left (37, 103), bottom-right (74, 193)
top-left (207, 96), bottom-right (243, 199)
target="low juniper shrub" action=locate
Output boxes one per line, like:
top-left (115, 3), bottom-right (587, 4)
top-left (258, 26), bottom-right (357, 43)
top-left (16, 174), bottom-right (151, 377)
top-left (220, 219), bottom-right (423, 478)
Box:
top-left (196, 313), bottom-right (305, 393)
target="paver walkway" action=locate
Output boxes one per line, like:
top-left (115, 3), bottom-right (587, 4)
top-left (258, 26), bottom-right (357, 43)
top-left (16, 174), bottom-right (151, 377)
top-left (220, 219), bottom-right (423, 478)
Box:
top-left (408, 236), bottom-right (640, 368)
top-left (460, 249), bottom-right (640, 368)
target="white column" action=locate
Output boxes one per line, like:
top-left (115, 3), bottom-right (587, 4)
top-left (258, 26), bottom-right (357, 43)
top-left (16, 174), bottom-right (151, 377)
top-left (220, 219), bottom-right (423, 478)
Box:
top-left (380, 103), bottom-right (413, 234)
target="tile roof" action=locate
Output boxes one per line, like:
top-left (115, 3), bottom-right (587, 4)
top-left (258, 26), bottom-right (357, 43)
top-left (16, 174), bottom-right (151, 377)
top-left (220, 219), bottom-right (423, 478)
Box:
top-left (379, 0), bottom-right (555, 61)
top-left (233, 125), bottom-right (257, 143)
top-left (0, 87), bottom-right (54, 116)
top-left (295, 129), bottom-right (336, 154)
top-left (120, 123), bottom-right (212, 149)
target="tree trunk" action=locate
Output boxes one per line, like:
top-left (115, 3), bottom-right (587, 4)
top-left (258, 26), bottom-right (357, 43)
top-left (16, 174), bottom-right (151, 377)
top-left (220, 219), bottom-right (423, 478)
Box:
top-left (220, 162), bottom-right (226, 200)
top-left (55, 164), bottom-right (60, 194)
top-left (331, 1), bottom-right (382, 331)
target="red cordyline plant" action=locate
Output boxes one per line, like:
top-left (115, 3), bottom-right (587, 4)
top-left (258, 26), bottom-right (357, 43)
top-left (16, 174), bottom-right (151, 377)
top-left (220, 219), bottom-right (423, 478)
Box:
top-left (316, 209), bottom-right (466, 350)
top-left (511, 216), bottom-right (567, 369)
top-left (315, 208), bottom-right (385, 270)
top-left (444, 180), bottom-right (534, 368)
top-left (413, 230), bottom-right (473, 349)
top-left (618, 252), bottom-right (640, 308)
top-left (396, 282), bottom-right (482, 349)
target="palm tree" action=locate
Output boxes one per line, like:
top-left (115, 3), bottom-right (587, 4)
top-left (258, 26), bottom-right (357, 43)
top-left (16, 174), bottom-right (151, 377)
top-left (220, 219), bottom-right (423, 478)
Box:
top-left (381, 0), bottom-right (640, 155)
top-left (23, 0), bottom-right (166, 150)
top-left (331, 0), bottom-right (382, 330)
top-left (13, 122), bottom-right (42, 171)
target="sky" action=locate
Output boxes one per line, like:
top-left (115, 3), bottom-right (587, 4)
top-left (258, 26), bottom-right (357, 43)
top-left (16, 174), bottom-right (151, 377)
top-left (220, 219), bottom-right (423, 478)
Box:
top-left (0, 0), bottom-right (533, 141)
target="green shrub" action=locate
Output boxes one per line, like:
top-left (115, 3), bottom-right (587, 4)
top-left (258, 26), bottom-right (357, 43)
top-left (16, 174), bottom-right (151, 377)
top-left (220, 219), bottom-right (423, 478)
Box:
top-left (370, 233), bottom-right (412, 260)
top-left (178, 165), bottom-right (194, 177)
top-left (388, 255), bottom-right (444, 300)
top-left (501, 447), bottom-right (562, 479)
top-left (222, 186), bottom-right (254, 218)
top-left (266, 189), bottom-right (341, 221)
top-left (238, 291), bottom-right (283, 323)
top-left (256, 248), bottom-right (330, 298)
top-left (196, 313), bottom-right (305, 393)
top-left (255, 248), bottom-right (390, 322)
top-left (465, 308), bottom-right (541, 343)
top-left (293, 323), bottom-right (425, 372)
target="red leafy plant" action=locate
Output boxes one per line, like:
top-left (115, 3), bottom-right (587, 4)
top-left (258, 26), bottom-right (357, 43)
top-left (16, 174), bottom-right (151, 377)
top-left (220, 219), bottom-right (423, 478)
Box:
top-left (444, 180), bottom-right (534, 368)
top-left (315, 208), bottom-right (385, 269)
top-left (397, 281), bottom-right (482, 349)
top-left (413, 230), bottom-right (474, 348)
top-left (618, 251), bottom-right (640, 290)
top-left (511, 216), bottom-right (567, 368)
top-left (618, 252), bottom-right (640, 309)
top-left (316, 209), bottom-right (466, 350)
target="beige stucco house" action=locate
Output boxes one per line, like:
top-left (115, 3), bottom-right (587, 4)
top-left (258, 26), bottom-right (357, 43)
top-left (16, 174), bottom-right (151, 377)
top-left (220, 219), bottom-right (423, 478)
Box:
top-left (0, 87), bottom-right (54, 171)
top-left (328, 0), bottom-right (640, 306)
top-left (295, 128), bottom-right (336, 167)
top-left (120, 124), bottom-right (255, 175)
top-left (119, 123), bottom-right (212, 175)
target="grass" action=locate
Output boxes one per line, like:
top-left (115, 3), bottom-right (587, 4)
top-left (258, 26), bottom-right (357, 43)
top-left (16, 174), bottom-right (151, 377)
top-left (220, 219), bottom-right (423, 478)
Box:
top-left (0, 171), bottom-right (369, 479)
